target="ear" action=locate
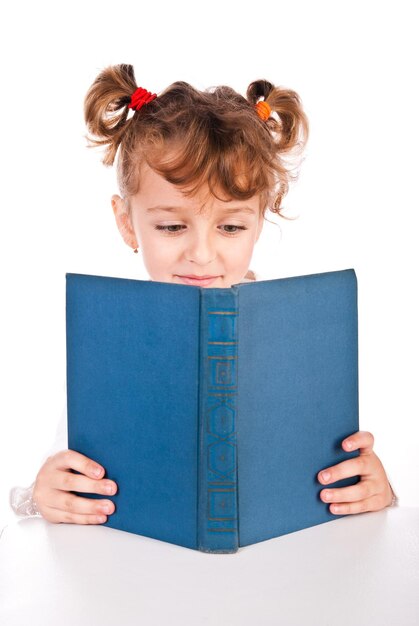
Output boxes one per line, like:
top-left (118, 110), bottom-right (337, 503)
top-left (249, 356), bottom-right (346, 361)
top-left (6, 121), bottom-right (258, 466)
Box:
top-left (111, 195), bottom-right (139, 250)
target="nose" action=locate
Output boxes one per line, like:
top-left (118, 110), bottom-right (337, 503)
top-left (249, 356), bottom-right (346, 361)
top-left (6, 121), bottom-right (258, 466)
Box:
top-left (185, 229), bottom-right (217, 266)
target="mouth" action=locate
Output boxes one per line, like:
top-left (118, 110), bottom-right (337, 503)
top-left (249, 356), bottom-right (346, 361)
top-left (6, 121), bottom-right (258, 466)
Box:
top-left (176, 275), bottom-right (220, 286)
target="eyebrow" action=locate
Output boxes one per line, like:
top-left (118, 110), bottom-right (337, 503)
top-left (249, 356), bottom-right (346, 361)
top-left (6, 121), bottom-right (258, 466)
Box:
top-left (146, 205), bottom-right (256, 214)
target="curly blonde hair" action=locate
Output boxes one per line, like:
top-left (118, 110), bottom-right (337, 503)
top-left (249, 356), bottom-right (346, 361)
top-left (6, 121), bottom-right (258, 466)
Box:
top-left (84, 64), bottom-right (309, 220)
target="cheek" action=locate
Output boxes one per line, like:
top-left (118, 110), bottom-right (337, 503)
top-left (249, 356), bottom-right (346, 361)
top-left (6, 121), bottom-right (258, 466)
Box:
top-left (141, 236), bottom-right (178, 271)
top-left (235, 233), bottom-right (256, 256)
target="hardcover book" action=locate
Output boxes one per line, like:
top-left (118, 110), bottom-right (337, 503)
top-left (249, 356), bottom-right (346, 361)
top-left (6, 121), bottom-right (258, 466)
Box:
top-left (66, 268), bottom-right (360, 553)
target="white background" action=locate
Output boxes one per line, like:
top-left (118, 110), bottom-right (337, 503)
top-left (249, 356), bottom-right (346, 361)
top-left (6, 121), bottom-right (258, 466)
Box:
top-left (1, 0), bottom-right (418, 527)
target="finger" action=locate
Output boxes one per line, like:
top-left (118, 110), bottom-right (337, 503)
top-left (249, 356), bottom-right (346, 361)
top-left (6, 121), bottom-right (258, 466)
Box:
top-left (327, 493), bottom-right (387, 516)
top-left (47, 491), bottom-right (116, 517)
top-left (342, 430), bottom-right (374, 454)
top-left (52, 449), bottom-right (106, 480)
top-left (52, 470), bottom-right (118, 497)
top-left (320, 481), bottom-right (373, 504)
top-left (317, 456), bottom-right (364, 485)
top-left (41, 505), bottom-right (109, 525)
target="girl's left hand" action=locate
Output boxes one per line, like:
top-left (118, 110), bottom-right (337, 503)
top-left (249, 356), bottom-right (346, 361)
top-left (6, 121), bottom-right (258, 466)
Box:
top-left (317, 430), bottom-right (395, 515)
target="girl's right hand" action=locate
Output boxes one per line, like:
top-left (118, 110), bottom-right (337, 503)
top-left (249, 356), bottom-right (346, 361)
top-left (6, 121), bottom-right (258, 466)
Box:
top-left (33, 449), bottom-right (118, 524)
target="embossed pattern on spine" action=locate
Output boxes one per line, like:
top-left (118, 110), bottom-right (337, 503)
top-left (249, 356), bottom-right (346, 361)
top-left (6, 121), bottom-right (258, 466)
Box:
top-left (198, 289), bottom-right (239, 553)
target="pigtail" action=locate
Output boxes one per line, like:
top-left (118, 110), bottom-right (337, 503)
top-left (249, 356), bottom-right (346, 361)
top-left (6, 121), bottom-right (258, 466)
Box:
top-left (247, 79), bottom-right (308, 153)
top-left (84, 64), bottom-right (138, 166)
top-left (246, 79), bottom-right (309, 216)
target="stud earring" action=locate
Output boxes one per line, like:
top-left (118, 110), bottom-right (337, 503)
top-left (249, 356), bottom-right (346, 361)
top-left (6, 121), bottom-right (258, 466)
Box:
top-left (133, 248), bottom-right (138, 254)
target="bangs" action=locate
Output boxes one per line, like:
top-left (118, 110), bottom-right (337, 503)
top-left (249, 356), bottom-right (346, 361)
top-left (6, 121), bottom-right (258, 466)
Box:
top-left (141, 126), bottom-right (274, 209)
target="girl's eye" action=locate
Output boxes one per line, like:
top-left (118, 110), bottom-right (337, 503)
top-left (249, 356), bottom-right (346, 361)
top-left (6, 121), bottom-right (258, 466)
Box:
top-left (154, 225), bottom-right (248, 236)
top-left (154, 225), bottom-right (186, 234)
top-left (221, 225), bottom-right (247, 235)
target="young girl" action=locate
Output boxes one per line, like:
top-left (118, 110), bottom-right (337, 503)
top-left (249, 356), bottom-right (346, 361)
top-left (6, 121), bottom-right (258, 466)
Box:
top-left (10, 64), bottom-right (398, 525)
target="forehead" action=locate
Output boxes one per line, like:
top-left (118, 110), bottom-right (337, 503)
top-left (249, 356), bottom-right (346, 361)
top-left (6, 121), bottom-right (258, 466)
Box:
top-left (134, 162), bottom-right (261, 215)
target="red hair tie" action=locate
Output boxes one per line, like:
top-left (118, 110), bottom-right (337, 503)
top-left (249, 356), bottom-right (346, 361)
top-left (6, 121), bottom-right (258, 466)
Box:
top-left (128, 87), bottom-right (157, 111)
top-left (255, 100), bottom-right (271, 121)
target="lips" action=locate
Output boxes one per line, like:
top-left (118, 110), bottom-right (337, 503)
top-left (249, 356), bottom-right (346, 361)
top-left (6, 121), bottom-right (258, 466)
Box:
top-left (180, 275), bottom-right (218, 279)
top-left (176, 275), bottom-right (220, 286)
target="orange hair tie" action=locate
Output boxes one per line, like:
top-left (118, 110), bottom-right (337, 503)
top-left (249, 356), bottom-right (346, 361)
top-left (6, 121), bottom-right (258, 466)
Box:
top-left (255, 100), bottom-right (271, 121)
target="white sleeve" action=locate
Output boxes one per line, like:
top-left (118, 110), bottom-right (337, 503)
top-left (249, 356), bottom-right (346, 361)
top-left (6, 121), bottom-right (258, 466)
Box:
top-left (9, 385), bottom-right (68, 518)
top-left (386, 473), bottom-right (400, 508)
top-left (378, 446), bottom-right (400, 508)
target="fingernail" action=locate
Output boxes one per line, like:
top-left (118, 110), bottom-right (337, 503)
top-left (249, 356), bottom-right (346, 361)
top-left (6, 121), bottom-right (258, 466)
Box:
top-left (105, 484), bottom-right (115, 495)
top-left (345, 440), bottom-right (353, 450)
top-left (93, 467), bottom-right (103, 477)
top-left (323, 491), bottom-right (332, 501)
top-left (322, 471), bottom-right (331, 482)
top-left (99, 505), bottom-right (112, 514)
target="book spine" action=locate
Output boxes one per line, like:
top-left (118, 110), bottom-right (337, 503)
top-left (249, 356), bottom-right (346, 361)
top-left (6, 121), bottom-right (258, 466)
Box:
top-left (197, 288), bottom-right (239, 553)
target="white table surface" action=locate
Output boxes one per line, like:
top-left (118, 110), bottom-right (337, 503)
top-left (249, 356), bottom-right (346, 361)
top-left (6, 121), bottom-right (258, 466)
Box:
top-left (1, 507), bottom-right (418, 626)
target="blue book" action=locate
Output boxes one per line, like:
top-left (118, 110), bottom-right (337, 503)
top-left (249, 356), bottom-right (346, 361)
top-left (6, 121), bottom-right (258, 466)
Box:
top-left (66, 268), bottom-right (360, 553)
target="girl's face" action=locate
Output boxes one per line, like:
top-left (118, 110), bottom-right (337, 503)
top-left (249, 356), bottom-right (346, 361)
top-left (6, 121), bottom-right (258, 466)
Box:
top-left (112, 162), bottom-right (264, 288)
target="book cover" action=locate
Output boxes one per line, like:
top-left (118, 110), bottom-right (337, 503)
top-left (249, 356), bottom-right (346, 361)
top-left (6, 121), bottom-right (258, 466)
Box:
top-left (66, 268), bottom-right (360, 553)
